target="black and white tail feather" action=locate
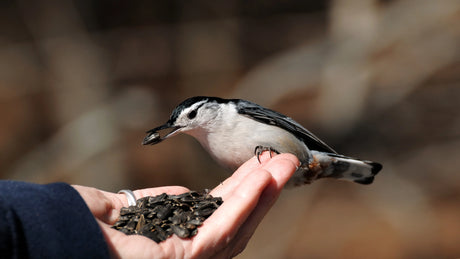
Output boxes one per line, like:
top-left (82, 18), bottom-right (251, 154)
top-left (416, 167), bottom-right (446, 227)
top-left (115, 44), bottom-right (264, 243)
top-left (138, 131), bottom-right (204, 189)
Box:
top-left (143, 96), bottom-right (382, 187)
top-left (296, 151), bottom-right (382, 186)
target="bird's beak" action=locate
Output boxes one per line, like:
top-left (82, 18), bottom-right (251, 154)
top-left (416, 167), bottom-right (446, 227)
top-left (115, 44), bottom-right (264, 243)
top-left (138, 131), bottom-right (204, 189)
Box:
top-left (142, 122), bottom-right (183, 145)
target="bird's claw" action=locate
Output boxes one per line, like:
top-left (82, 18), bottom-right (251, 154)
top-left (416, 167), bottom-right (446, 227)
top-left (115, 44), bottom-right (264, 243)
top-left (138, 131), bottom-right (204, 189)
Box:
top-left (254, 145), bottom-right (280, 163)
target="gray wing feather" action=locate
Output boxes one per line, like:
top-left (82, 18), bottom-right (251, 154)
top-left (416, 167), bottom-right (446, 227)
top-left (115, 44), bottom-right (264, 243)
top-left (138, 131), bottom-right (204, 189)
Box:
top-left (236, 100), bottom-right (337, 154)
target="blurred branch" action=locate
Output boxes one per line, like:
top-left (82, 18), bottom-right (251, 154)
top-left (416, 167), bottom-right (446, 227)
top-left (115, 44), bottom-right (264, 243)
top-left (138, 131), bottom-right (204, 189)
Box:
top-left (9, 0), bottom-right (122, 188)
top-left (233, 0), bottom-right (460, 135)
top-left (17, 0), bottom-right (109, 124)
top-left (7, 105), bottom-right (119, 182)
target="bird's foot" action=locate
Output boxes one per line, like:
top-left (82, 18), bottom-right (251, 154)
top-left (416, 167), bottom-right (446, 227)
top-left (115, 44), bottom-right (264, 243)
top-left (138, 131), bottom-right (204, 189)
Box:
top-left (254, 145), bottom-right (280, 163)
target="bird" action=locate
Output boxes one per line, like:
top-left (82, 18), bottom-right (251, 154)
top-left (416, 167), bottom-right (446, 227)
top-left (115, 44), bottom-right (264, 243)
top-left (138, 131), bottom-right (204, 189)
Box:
top-left (142, 96), bottom-right (382, 187)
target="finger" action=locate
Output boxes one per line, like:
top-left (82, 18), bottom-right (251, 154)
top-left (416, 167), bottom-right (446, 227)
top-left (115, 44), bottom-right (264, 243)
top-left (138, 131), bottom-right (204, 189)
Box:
top-left (261, 153), bottom-right (299, 188)
top-left (72, 185), bottom-right (113, 222)
top-left (228, 155), bottom-right (298, 255)
top-left (102, 186), bottom-right (191, 211)
top-left (192, 168), bottom-right (273, 254)
top-left (212, 151), bottom-right (278, 198)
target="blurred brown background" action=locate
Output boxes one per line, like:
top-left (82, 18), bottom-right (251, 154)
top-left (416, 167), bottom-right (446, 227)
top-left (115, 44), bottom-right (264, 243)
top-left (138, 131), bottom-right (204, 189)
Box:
top-left (1, 0), bottom-right (459, 258)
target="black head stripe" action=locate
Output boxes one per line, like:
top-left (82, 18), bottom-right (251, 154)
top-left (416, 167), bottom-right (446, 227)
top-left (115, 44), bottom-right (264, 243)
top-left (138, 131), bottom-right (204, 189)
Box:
top-left (169, 96), bottom-right (236, 122)
top-left (169, 97), bottom-right (207, 122)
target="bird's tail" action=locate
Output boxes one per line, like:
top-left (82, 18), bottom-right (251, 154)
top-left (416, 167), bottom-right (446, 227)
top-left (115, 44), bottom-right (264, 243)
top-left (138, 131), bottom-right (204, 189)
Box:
top-left (305, 151), bottom-right (382, 185)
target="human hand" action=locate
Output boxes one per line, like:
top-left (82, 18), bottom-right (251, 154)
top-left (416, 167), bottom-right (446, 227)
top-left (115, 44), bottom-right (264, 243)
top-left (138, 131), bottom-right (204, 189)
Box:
top-left (73, 152), bottom-right (299, 258)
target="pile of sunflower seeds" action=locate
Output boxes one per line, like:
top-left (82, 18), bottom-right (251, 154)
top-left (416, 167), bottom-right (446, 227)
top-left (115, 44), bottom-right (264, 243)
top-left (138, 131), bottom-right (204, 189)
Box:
top-left (112, 190), bottom-right (223, 243)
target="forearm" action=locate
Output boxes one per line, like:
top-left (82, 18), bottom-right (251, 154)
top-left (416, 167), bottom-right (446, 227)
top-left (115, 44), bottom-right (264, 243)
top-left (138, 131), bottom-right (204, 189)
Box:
top-left (0, 180), bottom-right (110, 258)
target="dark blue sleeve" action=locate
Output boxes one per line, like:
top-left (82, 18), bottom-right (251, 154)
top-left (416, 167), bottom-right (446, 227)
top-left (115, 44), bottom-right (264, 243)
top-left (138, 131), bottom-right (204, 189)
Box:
top-left (0, 181), bottom-right (110, 259)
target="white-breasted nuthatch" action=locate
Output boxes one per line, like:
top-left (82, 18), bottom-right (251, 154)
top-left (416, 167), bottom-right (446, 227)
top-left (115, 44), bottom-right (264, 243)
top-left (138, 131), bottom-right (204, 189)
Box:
top-left (142, 96), bottom-right (382, 187)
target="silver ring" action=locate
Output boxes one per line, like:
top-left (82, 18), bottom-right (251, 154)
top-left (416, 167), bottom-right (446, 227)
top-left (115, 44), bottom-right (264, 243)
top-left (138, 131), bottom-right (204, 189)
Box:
top-left (118, 189), bottom-right (137, 206)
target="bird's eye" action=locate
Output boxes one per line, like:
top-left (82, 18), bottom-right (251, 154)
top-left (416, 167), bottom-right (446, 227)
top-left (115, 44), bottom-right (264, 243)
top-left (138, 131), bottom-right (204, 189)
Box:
top-left (188, 110), bottom-right (197, 119)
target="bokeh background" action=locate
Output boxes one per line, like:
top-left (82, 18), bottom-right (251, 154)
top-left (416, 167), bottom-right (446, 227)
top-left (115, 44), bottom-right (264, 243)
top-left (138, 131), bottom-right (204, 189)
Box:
top-left (1, 0), bottom-right (459, 258)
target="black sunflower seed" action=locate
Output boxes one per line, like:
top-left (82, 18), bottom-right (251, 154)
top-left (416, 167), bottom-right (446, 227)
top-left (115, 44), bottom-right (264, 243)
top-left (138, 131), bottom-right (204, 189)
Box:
top-left (112, 190), bottom-right (223, 243)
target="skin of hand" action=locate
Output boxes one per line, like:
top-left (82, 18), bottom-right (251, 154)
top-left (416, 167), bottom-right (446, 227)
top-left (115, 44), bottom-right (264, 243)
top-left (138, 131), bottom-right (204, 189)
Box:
top-left (73, 152), bottom-right (299, 259)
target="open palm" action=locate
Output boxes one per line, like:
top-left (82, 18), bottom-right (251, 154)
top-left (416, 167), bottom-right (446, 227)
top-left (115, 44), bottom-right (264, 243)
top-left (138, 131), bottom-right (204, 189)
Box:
top-left (74, 152), bottom-right (299, 258)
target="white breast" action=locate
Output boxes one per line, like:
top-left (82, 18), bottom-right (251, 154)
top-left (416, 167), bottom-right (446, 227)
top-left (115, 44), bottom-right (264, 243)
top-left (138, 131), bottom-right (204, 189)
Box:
top-left (186, 104), bottom-right (311, 171)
